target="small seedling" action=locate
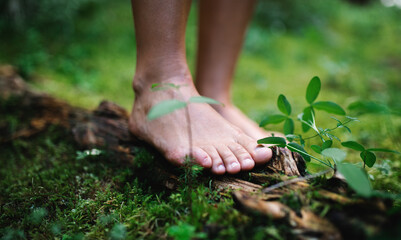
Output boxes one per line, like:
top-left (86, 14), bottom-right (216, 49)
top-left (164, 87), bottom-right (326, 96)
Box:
top-left (147, 83), bottom-right (222, 158)
top-left (147, 83), bottom-right (222, 182)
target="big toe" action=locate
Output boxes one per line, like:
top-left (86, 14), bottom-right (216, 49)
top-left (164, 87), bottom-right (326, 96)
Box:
top-left (238, 134), bottom-right (272, 164)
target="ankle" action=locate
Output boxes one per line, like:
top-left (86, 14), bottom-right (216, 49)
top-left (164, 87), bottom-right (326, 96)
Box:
top-left (133, 62), bottom-right (193, 95)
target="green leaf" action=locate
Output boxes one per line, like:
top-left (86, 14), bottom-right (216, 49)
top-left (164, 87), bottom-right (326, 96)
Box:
top-left (336, 163), bottom-right (372, 197)
top-left (283, 118), bottom-right (294, 135)
top-left (301, 107), bottom-right (314, 132)
top-left (110, 223), bottom-right (127, 240)
top-left (277, 94), bottom-right (291, 116)
top-left (322, 140), bottom-right (333, 150)
top-left (306, 76), bottom-right (321, 104)
top-left (360, 151), bottom-right (376, 168)
top-left (341, 141), bottom-right (365, 151)
top-left (321, 148), bottom-right (347, 163)
top-left (259, 115), bottom-right (287, 127)
top-left (287, 142), bottom-right (311, 162)
top-left (367, 148), bottom-right (400, 154)
top-left (167, 223), bottom-right (199, 240)
top-left (311, 145), bottom-right (322, 154)
top-left (348, 101), bottom-right (390, 115)
top-left (343, 126), bottom-right (352, 133)
top-left (257, 137), bottom-right (286, 147)
top-left (147, 100), bottom-right (187, 120)
top-left (313, 101), bottom-right (346, 115)
top-left (188, 96), bottom-right (222, 105)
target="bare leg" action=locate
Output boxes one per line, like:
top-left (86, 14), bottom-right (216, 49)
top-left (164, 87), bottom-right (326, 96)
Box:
top-left (129, 0), bottom-right (272, 174)
top-left (196, 0), bottom-right (280, 139)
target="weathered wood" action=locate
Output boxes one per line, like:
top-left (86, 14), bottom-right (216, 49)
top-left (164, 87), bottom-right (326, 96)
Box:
top-left (233, 190), bottom-right (342, 240)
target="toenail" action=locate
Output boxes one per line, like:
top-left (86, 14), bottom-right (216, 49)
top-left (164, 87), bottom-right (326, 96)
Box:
top-left (230, 162), bottom-right (239, 169)
top-left (255, 146), bottom-right (269, 154)
top-left (243, 159), bottom-right (254, 167)
top-left (217, 165), bottom-right (225, 172)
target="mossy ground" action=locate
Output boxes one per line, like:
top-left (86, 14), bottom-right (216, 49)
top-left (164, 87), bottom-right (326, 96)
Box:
top-left (1, 0), bottom-right (401, 239)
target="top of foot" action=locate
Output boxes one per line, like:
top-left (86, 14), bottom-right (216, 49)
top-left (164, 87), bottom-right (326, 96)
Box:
top-left (129, 76), bottom-right (272, 175)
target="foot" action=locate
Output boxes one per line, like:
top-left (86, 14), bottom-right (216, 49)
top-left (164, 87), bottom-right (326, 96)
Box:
top-left (129, 74), bottom-right (272, 175)
top-left (213, 103), bottom-right (285, 140)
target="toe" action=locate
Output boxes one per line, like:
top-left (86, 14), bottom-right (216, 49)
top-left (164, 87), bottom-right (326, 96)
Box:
top-left (217, 146), bottom-right (241, 174)
top-left (238, 134), bottom-right (272, 164)
top-left (203, 146), bottom-right (225, 174)
top-left (165, 148), bottom-right (187, 165)
top-left (229, 143), bottom-right (254, 171)
top-left (192, 147), bottom-right (212, 168)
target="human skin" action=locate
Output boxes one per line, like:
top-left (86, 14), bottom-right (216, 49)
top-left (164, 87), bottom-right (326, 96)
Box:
top-left (196, 0), bottom-right (283, 140)
top-left (129, 0), bottom-right (273, 174)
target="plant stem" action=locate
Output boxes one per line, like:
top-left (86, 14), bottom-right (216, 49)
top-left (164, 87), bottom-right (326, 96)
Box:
top-left (303, 119), bottom-right (354, 141)
top-left (286, 144), bottom-right (333, 168)
top-left (185, 105), bottom-right (193, 160)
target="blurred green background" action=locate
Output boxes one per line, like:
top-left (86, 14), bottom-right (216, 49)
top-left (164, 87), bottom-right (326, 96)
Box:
top-left (1, 0), bottom-right (401, 174)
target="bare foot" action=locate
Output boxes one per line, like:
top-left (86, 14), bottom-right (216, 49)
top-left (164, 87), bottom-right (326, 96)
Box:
top-left (213, 103), bottom-right (285, 140)
top-left (129, 74), bottom-right (272, 175)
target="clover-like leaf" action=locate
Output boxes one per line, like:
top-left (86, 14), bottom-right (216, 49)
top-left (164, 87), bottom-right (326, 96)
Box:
top-left (360, 150), bottom-right (376, 168)
top-left (348, 100), bottom-right (390, 115)
top-left (306, 76), bottom-right (321, 104)
top-left (341, 141), bottom-right (365, 151)
top-left (277, 94), bottom-right (291, 116)
top-left (188, 96), bottom-right (222, 105)
top-left (287, 142), bottom-right (311, 162)
top-left (336, 163), bottom-right (372, 197)
top-left (322, 148), bottom-right (347, 163)
top-left (311, 145), bottom-right (322, 154)
top-left (322, 140), bottom-right (333, 150)
top-left (283, 118), bottom-right (294, 135)
top-left (259, 114), bottom-right (287, 127)
top-left (313, 101), bottom-right (346, 115)
top-left (147, 100), bottom-right (187, 120)
top-left (257, 137), bottom-right (286, 147)
top-left (367, 148), bottom-right (400, 154)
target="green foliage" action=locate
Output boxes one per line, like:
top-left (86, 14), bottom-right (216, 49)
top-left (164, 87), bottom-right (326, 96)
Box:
top-left (259, 76), bottom-right (399, 196)
top-left (258, 136), bottom-right (286, 147)
top-left (341, 141), bottom-right (365, 151)
top-left (147, 85), bottom-right (222, 121)
top-left (277, 94), bottom-right (291, 116)
top-left (336, 163), bottom-right (373, 197)
top-left (321, 148), bottom-right (347, 163)
top-left (306, 76), bottom-right (321, 104)
top-left (188, 96), bottom-right (222, 105)
top-left (313, 101), bottom-right (346, 115)
top-left (147, 100), bottom-right (187, 120)
top-left (167, 223), bottom-right (206, 240)
top-left (260, 114), bottom-right (287, 126)
top-left (287, 142), bottom-right (310, 162)
top-left (110, 223), bottom-right (127, 240)
top-left (28, 208), bottom-right (48, 225)
top-left (360, 150), bottom-right (376, 168)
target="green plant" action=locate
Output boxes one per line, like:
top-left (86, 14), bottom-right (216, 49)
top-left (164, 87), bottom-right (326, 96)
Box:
top-left (258, 76), bottom-right (399, 197)
top-left (147, 83), bottom-right (222, 197)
